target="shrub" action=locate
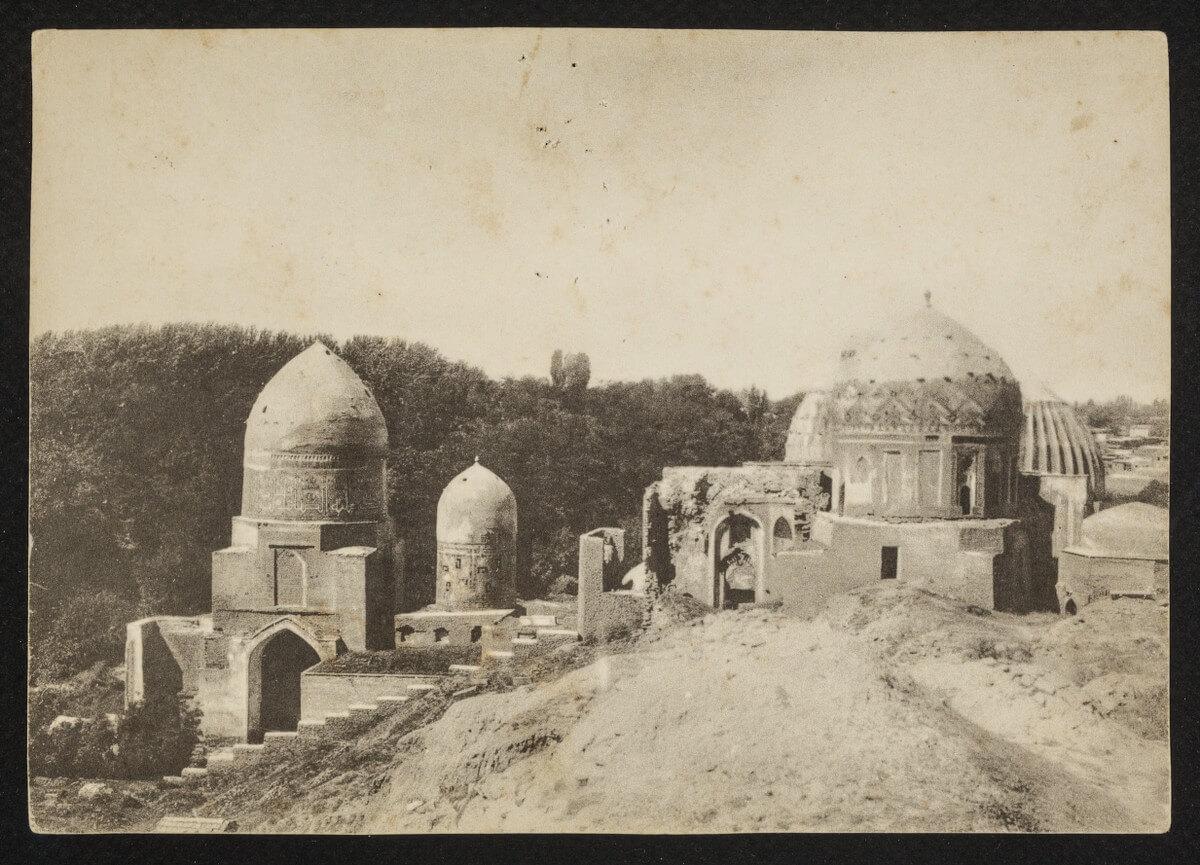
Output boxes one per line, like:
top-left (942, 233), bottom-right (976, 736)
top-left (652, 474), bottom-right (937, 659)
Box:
top-left (115, 695), bottom-right (202, 779)
top-left (29, 692), bottom-right (200, 779)
top-left (965, 637), bottom-right (1033, 663)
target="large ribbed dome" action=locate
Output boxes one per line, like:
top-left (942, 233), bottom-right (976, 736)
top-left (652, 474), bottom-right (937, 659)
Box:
top-left (436, 459), bottom-right (518, 545)
top-left (838, 298), bottom-right (1015, 385)
top-left (1020, 382), bottom-right (1105, 497)
top-left (831, 296), bottom-right (1022, 438)
top-left (245, 342), bottom-right (387, 458)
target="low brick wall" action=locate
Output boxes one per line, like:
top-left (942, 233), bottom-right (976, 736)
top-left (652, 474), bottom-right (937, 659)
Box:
top-left (1059, 552), bottom-right (1165, 608)
top-left (300, 671), bottom-right (441, 718)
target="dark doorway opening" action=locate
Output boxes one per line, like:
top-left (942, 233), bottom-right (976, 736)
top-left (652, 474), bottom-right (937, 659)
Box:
top-left (881, 546), bottom-right (899, 580)
top-left (252, 629), bottom-right (319, 742)
top-left (469, 625), bottom-right (482, 643)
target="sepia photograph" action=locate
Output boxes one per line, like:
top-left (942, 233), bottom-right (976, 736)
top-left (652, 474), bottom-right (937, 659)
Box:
top-left (27, 28), bottom-right (1170, 833)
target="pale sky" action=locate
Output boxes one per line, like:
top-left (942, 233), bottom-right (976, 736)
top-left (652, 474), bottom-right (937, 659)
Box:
top-left (31, 29), bottom-right (1170, 402)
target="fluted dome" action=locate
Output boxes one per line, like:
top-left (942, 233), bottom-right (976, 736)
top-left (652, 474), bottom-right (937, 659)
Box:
top-left (436, 459), bottom-right (518, 545)
top-left (784, 391), bottom-right (834, 463)
top-left (831, 297), bottom-right (1022, 438)
top-left (245, 342), bottom-right (387, 458)
top-left (1020, 382), bottom-right (1105, 497)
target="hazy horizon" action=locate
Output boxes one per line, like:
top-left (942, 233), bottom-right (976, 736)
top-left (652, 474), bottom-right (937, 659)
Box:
top-left (32, 30), bottom-right (1170, 402)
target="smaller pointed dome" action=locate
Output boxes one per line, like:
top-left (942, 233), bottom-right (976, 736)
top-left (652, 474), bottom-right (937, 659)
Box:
top-left (245, 342), bottom-right (387, 458)
top-left (784, 391), bottom-right (834, 463)
top-left (436, 460), bottom-right (518, 545)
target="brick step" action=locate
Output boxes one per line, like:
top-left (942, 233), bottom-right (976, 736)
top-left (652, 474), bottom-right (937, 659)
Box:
top-left (535, 628), bottom-right (581, 643)
top-left (205, 749), bottom-right (237, 772)
top-left (297, 719), bottom-right (327, 737)
top-left (155, 815), bottom-right (237, 833)
top-left (231, 743), bottom-right (265, 764)
top-left (180, 766), bottom-right (208, 784)
top-left (262, 731), bottom-right (299, 750)
top-left (448, 664), bottom-right (482, 674)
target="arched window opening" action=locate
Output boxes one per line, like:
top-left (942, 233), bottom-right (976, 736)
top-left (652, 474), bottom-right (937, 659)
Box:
top-left (773, 517), bottom-right (794, 552)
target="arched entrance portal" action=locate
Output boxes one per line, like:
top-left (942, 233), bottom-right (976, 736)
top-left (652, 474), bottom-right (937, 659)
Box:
top-left (246, 626), bottom-right (320, 743)
top-left (712, 513), bottom-right (763, 609)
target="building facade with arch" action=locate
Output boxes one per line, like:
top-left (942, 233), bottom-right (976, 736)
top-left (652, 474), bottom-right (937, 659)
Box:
top-left (642, 297), bottom-right (1102, 616)
top-left (124, 343), bottom-right (402, 741)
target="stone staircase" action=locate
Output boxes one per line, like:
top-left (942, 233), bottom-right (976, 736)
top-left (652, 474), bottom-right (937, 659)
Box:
top-left (162, 672), bottom-right (483, 786)
top-left (483, 613), bottom-right (582, 667)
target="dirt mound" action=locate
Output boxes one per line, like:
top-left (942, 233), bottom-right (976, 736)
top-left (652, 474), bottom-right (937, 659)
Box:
top-left (33, 585), bottom-right (1168, 833)
top-left (650, 590), bottom-right (709, 628)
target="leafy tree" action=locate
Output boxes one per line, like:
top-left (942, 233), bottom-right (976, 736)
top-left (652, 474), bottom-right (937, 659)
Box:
top-left (31, 590), bottom-right (132, 684)
top-left (29, 323), bottom-right (801, 668)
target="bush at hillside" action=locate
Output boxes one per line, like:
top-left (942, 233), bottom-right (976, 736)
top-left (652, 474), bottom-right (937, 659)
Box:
top-left (28, 691), bottom-right (201, 780)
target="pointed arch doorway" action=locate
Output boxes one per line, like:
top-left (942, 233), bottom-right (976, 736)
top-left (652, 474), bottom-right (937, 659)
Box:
top-left (246, 624), bottom-right (321, 743)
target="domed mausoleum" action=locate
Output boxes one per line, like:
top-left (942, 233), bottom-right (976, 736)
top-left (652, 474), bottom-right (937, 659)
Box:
top-left (392, 459), bottom-right (522, 648)
top-left (828, 295), bottom-right (1024, 519)
top-left (643, 294), bottom-right (1083, 615)
top-left (125, 343), bottom-right (401, 742)
top-left (435, 459), bottom-right (518, 610)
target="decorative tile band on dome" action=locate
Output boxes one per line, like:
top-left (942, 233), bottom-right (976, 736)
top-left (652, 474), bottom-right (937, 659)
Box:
top-left (831, 377), bottom-right (1023, 436)
top-left (1019, 398), bottom-right (1105, 490)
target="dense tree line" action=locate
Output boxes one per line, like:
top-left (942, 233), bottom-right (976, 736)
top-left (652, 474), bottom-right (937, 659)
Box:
top-left (30, 324), bottom-right (797, 681)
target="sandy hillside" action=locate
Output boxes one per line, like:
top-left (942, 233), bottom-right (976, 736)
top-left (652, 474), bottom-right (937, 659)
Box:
top-left (30, 584), bottom-right (1169, 834)
top-left (356, 586), bottom-right (1168, 833)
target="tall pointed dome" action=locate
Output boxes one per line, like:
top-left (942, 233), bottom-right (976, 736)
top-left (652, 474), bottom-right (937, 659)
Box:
top-left (435, 459), bottom-right (517, 610)
top-left (245, 342), bottom-right (387, 458)
top-left (241, 343), bottom-right (388, 522)
top-left (436, 459), bottom-right (518, 545)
